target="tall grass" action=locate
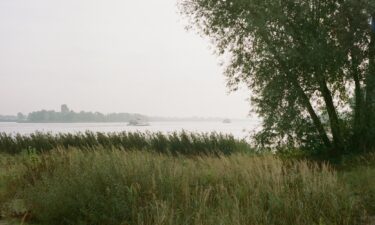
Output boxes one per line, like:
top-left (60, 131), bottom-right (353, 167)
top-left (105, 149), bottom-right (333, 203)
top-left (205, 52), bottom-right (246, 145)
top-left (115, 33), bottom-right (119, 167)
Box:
top-left (340, 153), bottom-right (375, 216)
top-left (0, 131), bottom-right (252, 155)
top-left (2, 148), bottom-right (364, 225)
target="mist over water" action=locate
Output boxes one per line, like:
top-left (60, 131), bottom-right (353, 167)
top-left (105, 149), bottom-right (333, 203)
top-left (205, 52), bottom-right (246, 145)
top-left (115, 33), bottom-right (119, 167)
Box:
top-left (0, 1), bottom-right (257, 138)
top-left (0, 0), bottom-right (250, 118)
top-left (0, 120), bottom-right (261, 139)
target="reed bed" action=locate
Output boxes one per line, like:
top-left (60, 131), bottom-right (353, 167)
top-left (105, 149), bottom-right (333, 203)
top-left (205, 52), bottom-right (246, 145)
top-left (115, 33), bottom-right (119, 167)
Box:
top-left (0, 131), bottom-right (252, 155)
top-left (0, 148), bottom-right (364, 225)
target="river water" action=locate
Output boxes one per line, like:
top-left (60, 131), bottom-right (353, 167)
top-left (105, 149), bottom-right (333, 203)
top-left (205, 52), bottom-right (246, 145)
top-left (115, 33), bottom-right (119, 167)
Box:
top-left (0, 120), bottom-right (261, 139)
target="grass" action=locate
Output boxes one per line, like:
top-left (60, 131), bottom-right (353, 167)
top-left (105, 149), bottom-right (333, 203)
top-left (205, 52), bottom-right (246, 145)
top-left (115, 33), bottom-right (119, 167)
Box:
top-left (0, 131), bottom-right (252, 156)
top-left (340, 153), bottom-right (375, 217)
top-left (0, 132), bottom-right (373, 225)
top-left (1, 147), bottom-right (372, 225)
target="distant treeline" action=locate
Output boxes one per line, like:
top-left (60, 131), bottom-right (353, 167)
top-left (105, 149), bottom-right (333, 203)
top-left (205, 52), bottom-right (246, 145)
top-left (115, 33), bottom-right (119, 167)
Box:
top-left (27, 110), bottom-right (148, 123)
top-left (0, 104), bottom-right (231, 123)
top-left (7, 105), bottom-right (148, 123)
top-left (26, 111), bottom-right (222, 123)
top-left (0, 115), bottom-right (17, 122)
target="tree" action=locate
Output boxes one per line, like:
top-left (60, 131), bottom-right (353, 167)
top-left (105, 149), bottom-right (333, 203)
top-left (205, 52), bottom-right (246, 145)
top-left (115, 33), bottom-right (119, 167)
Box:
top-left (17, 112), bottom-right (26, 121)
top-left (180, 0), bottom-right (375, 156)
top-left (61, 104), bottom-right (70, 114)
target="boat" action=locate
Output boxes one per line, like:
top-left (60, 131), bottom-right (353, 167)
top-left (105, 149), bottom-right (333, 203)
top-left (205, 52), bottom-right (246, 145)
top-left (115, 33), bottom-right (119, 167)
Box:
top-left (127, 118), bottom-right (150, 126)
top-left (222, 119), bottom-right (231, 123)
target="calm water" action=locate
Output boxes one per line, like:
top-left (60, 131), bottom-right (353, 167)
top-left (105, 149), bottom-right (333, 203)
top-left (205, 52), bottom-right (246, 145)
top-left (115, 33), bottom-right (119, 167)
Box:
top-left (0, 120), bottom-right (261, 139)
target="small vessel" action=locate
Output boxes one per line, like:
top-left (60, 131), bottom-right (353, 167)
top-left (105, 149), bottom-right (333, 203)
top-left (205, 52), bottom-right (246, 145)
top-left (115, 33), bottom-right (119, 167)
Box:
top-left (127, 118), bottom-right (150, 126)
top-left (222, 118), bottom-right (231, 124)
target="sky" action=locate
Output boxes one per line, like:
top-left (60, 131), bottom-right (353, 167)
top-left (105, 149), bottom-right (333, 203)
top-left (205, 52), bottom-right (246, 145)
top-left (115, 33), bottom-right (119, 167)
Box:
top-left (0, 0), bottom-right (251, 118)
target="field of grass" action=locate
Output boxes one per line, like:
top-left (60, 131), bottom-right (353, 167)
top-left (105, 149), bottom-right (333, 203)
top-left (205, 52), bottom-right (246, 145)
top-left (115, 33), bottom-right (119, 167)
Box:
top-left (1, 147), bottom-right (374, 224)
top-left (0, 132), bottom-right (374, 225)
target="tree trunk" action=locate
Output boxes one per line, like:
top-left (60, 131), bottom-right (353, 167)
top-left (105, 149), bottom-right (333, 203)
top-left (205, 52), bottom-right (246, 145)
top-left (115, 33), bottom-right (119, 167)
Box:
top-left (351, 52), bottom-right (365, 151)
top-left (270, 54), bottom-right (332, 149)
top-left (293, 81), bottom-right (332, 149)
top-left (275, 63), bottom-right (332, 149)
top-left (364, 14), bottom-right (375, 151)
top-left (258, 30), bottom-right (332, 150)
top-left (317, 75), bottom-right (345, 156)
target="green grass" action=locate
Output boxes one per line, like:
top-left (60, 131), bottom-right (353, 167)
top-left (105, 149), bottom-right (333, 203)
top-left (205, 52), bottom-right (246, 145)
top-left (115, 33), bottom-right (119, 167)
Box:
top-left (340, 153), bottom-right (375, 217)
top-left (1, 147), bottom-right (371, 225)
top-left (0, 131), bottom-right (252, 156)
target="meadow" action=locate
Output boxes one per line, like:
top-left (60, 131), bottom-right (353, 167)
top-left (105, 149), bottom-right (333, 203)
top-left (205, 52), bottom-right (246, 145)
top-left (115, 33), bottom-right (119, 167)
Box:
top-left (0, 132), bottom-right (374, 225)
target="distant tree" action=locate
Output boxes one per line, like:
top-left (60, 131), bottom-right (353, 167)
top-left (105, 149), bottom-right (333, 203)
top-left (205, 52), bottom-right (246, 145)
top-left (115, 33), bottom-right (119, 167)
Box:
top-left (61, 104), bottom-right (69, 113)
top-left (180, 0), bottom-right (375, 156)
top-left (17, 112), bottom-right (26, 121)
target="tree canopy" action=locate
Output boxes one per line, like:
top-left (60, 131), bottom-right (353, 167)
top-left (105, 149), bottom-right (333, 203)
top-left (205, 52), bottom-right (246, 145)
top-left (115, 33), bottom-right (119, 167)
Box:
top-left (180, 0), bottom-right (375, 156)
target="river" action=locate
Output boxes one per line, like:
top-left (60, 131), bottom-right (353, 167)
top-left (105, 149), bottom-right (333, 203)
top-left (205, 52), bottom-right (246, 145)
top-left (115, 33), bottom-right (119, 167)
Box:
top-left (0, 120), bottom-right (261, 139)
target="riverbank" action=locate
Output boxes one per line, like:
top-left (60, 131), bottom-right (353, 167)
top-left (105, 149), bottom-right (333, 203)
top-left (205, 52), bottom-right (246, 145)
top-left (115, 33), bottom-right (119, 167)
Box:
top-left (1, 146), bottom-right (374, 225)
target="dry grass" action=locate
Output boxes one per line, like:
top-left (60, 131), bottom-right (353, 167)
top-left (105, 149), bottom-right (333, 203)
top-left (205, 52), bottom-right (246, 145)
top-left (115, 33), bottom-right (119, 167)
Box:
top-left (0, 148), bottom-right (364, 225)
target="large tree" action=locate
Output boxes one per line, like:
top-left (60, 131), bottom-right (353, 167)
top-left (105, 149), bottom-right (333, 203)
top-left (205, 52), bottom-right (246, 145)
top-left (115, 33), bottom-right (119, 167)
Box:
top-left (180, 0), bottom-right (375, 156)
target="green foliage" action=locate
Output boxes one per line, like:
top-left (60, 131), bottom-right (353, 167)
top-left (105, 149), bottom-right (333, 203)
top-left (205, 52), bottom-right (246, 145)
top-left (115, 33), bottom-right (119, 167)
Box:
top-left (0, 131), bottom-right (253, 156)
top-left (5, 149), bottom-right (364, 225)
top-left (26, 107), bottom-right (148, 123)
top-left (179, 0), bottom-right (375, 155)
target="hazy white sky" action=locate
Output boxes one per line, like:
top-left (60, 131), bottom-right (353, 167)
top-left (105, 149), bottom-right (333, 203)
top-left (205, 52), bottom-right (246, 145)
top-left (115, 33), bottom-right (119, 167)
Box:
top-left (0, 0), bottom-right (250, 118)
